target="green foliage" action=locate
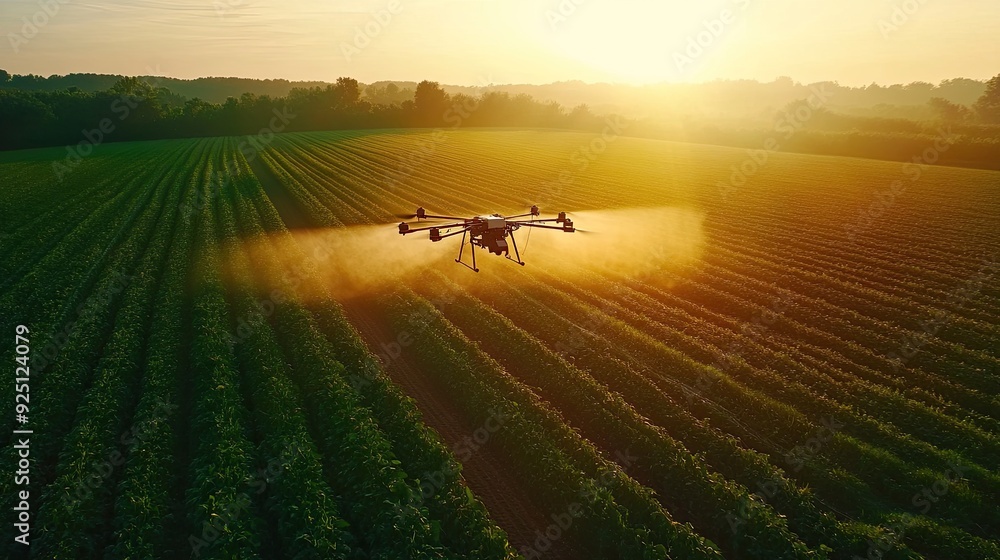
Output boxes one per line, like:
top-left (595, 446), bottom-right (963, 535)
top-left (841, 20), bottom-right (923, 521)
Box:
top-left (973, 74), bottom-right (1000, 123)
top-left (928, 97), bottom-right (972, 123)
top-left (2, 129), bottom-right (998, 559)
top-left (0, 75), bottom-right (605, 151)
top-left (380, 292), bottom-right (724, 560)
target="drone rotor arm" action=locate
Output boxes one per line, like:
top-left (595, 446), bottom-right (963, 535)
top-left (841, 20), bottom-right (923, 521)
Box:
top-left (423, 214), bottom-right (468, 221)
top-left (508, 218), bottom-right (561, 224)
top-left (400, 221), bottom-right (468, 235)
top-left (435, 226), bottom-right (472, 240)
top-left (517, 222), bottom-right (572, 231)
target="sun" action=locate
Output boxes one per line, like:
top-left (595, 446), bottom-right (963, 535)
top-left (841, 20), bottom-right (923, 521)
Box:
top-left (535, 1), bottom-right (722, 84)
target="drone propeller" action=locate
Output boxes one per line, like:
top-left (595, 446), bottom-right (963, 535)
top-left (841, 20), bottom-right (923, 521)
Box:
top-left (559, 211), bottom-right (596, 233)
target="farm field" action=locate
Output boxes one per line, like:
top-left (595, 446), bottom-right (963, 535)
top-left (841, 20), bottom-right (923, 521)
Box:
top-left (1, 128), bottom-right (999, 560)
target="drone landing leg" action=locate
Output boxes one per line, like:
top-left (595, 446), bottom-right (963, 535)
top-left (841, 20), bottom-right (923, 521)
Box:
top-left (455, 230), bottom-right (467, 264)
top-left (454, 230), bottom-right (479, 272)
top-left (508, 230), bottom-right (526, 266)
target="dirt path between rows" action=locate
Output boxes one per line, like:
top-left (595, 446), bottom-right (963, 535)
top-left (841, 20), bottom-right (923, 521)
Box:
top-left (342, 298), bottom-right (581, 559)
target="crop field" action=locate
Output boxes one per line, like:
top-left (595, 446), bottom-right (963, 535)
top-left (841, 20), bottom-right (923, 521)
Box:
top-left (1, 129), bottom-right (998, 559)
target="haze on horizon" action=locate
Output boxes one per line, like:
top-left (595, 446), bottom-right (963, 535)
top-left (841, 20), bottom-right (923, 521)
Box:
top-left (3, 0), bottom-right (998, 87)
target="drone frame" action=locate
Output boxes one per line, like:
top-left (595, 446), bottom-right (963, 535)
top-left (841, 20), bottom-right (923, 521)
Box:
top-left (397, 205), bottom-right (575, 272)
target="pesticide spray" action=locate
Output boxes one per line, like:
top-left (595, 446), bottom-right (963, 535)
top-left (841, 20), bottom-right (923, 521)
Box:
top-left (236, 206), bottom-right (704, 301)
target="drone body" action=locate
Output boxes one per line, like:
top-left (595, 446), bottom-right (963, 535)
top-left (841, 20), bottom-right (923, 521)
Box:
top-left (397, 205), bottom-right (576, 271)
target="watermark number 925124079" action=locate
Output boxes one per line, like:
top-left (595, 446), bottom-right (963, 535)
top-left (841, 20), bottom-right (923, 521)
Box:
top-left (13, 324), bottom-right (32, 546)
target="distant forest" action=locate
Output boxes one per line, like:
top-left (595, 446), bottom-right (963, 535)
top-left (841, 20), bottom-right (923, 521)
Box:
top-left (2, 70), bottom-right (999, 168)
top-left (0, 73), bottom-right (610, 151)
top-left (0, 72), bottom-right (330, 104)
top-left (3, 71), bottom-right (995, 117)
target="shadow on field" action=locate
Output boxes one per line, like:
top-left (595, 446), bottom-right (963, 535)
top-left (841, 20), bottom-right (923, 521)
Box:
top-left (246, 153), bottom-right (314, 230)
top-left (337, 296), bottom-right (583, 559)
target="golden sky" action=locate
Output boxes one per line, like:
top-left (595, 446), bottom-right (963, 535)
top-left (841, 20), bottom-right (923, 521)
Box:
top-left (3, 0), bottom-right (998, 85)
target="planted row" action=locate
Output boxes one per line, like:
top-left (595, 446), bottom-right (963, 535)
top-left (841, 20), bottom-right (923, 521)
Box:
top-left (231, 150), bottom-right (518, 559)
top-left (378, 290), bottom-right (723, 559)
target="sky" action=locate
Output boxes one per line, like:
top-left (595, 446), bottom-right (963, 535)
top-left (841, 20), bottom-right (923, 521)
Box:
top-left (2, 0), bottom-right (998, 86)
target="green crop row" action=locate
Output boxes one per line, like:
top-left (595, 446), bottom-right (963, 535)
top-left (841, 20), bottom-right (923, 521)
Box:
top-left (0, 139), bottom-right (204, 459)
top-left (231, 148), bottom-right (519, 559)
top-left (31, 141), bottom-right (203, 557)
top-left (216, 168), bottom-right (355, 559)
top-left (0, 141), bottom-right (204, 558)
top-left (19, 140), bottom-right (202, 462)
top-left (262, 142), bottom-right (379, 224)
top-left (431, 281), bottom-right (828, 559)
top-left (569, 267), bottom-right (1000, 483)
top-left (379, 290), bottom-right (723, 560)
top-left (226, 154), bottom-right (454, 559)
top-left (0, 152), bottom-right (148, 291)
top-left (515, 272), bottom-right (1000, 536)
top-left (183, 155), bottom-right (265, 559)
top-left (464, 270), bottom-right (980, 549)
top-left (254, 148), bottom-right (343, 226)
top-left (108, 149), bottom-right (210, 558)
top-left (696, 246), bottom-right (1000, 395)
top-left (616, 272), bottom-right (1000, 436)
top-left (642, 269), bottom-right (1000, 500)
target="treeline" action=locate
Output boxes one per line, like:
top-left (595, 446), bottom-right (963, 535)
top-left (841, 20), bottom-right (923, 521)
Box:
top-left (3, 70), bottom-right (995, 118)
top-left (0, 70), bottom-right (329, 104)
top-left (3, 70), bottom-right (999, 168)
top-left (0, 76), bottom-right (613, 151)
top-left (355, 75), bottom-right (998, 122)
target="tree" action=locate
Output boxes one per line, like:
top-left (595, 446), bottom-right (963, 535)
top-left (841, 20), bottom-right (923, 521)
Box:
top-left (413, 80), bottom-right (448, 123)
top-left (111, 76), bottom-right (154, 97)
top-left (568, 103), bottom-right (595, 128)
top-left (904, 81), bottom-right (934, 92)
top-left (0, 69), bottom-right (10, 85)
top-left (183, 97), bottom-right (213, 117)
top-left (973, 74), bottom-right (1000, 123)
top-left (928, 97), bottom-right (970, 122)
top-left (0, 89), bottom-right (55, 149)
top-left (937, 78), bottom-right (985, 105)
top-left (335, 77), bottom-right (360, 105)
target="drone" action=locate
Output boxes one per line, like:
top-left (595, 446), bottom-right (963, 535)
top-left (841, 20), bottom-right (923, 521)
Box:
top-left (397, 205), bottom-right (576, 271)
